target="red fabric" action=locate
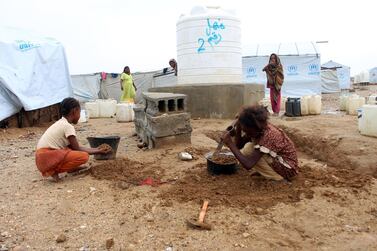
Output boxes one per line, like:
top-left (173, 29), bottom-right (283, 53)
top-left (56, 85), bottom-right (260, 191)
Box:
top-left (35, 148), bottom-right (89, 177)
top-left (256, 124), bottom-right (299, 180)
top-left (101, 72), bottom-right (107, 80)
top-left (269, 87), bottom-right (281, 113)
top-left (140, 177), bottom-right (166, 187)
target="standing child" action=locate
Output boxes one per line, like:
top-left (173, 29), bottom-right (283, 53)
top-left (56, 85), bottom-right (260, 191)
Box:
top-left (263, 53), bottom-right (284, 116)
top-left (35, 98), bottom-right (109, 181)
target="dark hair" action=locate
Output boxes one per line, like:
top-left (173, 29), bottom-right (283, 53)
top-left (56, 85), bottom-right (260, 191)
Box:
top-left (123, 66), bottom-right (130, 73)
top-left (60, 97), bottom-right (80, 117)
top-left (269, 53), bottom-right (281, 65)
top-left (238, 105), bottom-right (268, 133)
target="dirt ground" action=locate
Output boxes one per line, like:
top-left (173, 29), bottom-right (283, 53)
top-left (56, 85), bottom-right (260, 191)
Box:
top-left (1, 93), bottom-right (377, 251)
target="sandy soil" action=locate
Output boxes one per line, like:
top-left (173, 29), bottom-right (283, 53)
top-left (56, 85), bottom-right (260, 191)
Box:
top-left (1, 97), bottom-right (377, 250)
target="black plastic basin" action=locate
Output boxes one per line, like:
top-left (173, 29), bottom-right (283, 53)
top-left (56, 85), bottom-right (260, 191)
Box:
top-left (87, 136), bottom-right (120, 160)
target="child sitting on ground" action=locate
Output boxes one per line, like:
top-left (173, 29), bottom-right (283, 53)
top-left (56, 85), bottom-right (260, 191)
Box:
top-left (35, 98), bottom-right (109, 181)
top-left (221, 105), bottom-right (299, 181)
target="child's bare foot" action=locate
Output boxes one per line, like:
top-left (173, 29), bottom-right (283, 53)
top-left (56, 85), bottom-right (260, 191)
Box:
top-left (51, 173), bottom-right (60, 182)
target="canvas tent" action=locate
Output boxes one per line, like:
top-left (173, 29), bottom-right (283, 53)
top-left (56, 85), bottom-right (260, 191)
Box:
top-left (369, 67), bottom-right (377, 84)
top-left (321, 60), bottom-right (351, 89)
top-left (242, 42), bottom-right (321, 97)
top-left (0, 27), bottom-right (73, 121)
top-left (321, 70), bottom-right (340, 93)
top-left (71, 70), bottom-right (177, 103)
top-left (71, 74), bottom-right (101, 102)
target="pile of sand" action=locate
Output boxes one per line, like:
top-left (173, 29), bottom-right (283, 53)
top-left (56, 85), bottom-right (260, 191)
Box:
top-left (159, 162), bottom-right (372, 212)
top-left (90, 158), bottom-right (164, 186)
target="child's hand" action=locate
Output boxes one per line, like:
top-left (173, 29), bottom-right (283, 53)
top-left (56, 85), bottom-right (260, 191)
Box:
top-left (97, 144), bottom-right (112, 154)
top-left (221, 131), bottom-right (234, 148)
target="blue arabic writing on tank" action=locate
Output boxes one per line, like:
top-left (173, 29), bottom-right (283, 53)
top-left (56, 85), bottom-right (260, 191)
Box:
top-left (197, 18), bottom-right (225, 53)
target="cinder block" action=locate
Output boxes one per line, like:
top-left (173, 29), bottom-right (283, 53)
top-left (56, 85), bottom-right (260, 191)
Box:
top-left (148, 133), bottom-right (191, 149)
top-left (133, 94), bottom-right (192, 149)
top-left (143, 92), bottom-right (187, 116)
top-left (145, 113), bottom-right (192, 138)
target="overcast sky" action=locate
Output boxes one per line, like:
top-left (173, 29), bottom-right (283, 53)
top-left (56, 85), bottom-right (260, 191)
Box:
top-left (1, 0), bottom-right (376, 75)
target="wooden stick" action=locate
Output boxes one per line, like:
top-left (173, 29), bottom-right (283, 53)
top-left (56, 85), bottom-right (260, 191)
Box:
top-left (198, 200), bottom-right (209, 223)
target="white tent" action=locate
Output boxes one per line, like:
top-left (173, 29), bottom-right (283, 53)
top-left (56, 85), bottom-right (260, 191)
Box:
top-left (71, 70), bottom-right (177, 103)
top-left (321, 70), bottom-right (340, 93)
top-left (71, 73), bottom-right (101, 102)
top-left (321, 60), bottom-right (351, 89)
top-left (0, 27), bottom-right (73, 121)
top-left (369, 67), bottom-right (377, 84)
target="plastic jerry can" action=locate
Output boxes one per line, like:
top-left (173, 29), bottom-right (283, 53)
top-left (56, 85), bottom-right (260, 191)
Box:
top-left (85, 101), bottom-right (99, 118)
top-left (300, 96), bottom-right (310, 115)
top-left (368, 95), bottom-right (377, 105)
top-left (339, 95), bottom-right (348, 111)
top-left (285, 98), bottom-right (301, 117)
top-left (360, 105), bottom-right (377, 137)
top-left (348, 96), bottom-right (365, 115)
top-left (309, 95), bottom-right (322, 115)
top-left (116, 103), bottom-right (135, 122)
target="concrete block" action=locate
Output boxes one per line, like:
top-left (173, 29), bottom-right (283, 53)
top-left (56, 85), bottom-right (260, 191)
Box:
top-left (149, 84), bottom-right (265, 119)
top-left (143, 92), bottom-right (187, 116)
top-left (145, 113), bottom-right (192, 138)
top-left (149, 133), bottom-right (191, 149)
top-left (133, 94), bottom-right (192, 149)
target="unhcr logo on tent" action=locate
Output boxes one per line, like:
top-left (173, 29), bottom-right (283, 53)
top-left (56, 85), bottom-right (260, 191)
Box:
top-left (308, 63), bottom-right (320, 75)
top-left (15, 40), bottom-right (40, 52)
top-left (246, 66), bottom-right (257, 78)
top-left (287, 65), bottom-right (298, 76)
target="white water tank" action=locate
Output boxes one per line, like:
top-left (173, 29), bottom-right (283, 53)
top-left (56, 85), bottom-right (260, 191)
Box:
top-left (177, 6), bottom-right (242, 85)
top-left (360, 71), bottom-right (370, 83)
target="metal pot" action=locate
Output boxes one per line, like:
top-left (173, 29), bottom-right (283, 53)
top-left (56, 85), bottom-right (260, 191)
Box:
top-left (205, 151), bottom-right (238, 175)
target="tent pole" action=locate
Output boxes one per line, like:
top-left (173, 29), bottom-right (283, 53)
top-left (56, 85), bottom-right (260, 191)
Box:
top-left (312, 41), bottom-right (319, 58)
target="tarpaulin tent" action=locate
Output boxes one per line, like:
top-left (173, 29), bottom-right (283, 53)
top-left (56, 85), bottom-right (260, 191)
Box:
top-left (321, 60), bottom-right (351, 89)
top-left (71, 73), bottom-right (101, 102)
top-left (71, 70), bottom-right (177, 103)
top-left (321, 70), bottom-right (340, 93)
top-left (242, 42), bottom-right (321, 97)
top-left (369, 67), bottom-right (377, 84)
top-left (0, 27), bottom-right (73, 121)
